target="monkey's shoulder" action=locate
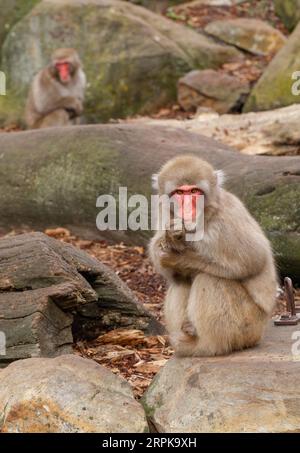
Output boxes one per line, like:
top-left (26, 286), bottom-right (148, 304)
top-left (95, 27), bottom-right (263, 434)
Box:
top-left (213, 190), bottom-right (265, 240)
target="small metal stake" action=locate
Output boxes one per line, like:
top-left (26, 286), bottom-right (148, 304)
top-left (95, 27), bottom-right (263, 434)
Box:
top-left (274, 277), bottom-right (299, 326)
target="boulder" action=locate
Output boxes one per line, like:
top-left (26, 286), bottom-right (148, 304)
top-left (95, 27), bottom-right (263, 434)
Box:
top-left (142, 322), bottom-right (300, 432)
top-left (0, 354), bottom-right (148, 432)
top-left (274, 0), bottom-right (300, 32)
top-left (0, 124), bottom-right (299, 280)
top-left (0, 0), bottom-right (241, 126)
top-left (205, 18), bottom-right (286, 56)
top-left (178, 69), bottom-right (249, 113)
top-left (0, 232), bottom-right (163, 366)
top-left (244, 22), bottom-right (300, 112)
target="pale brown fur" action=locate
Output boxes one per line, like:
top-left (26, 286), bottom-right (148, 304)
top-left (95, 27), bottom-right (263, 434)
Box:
top-left (25, 48), bottom-right (86, 129)
top-left (149, 155), bottom-right (277, 357)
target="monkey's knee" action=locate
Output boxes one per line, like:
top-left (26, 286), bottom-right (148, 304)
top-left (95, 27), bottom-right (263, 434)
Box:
top-left (187, 274), bottom-right (267, 356)
top-left (38, 109), bottom-right (71, 128)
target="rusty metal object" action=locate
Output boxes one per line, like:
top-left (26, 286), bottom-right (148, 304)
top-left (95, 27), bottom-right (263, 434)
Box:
top-left (274, 277), bottom-right (299, 326)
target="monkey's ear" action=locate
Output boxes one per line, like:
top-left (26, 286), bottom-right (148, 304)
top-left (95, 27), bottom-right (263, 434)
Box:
top-left (214, 169), bottom-right (225, 187)
top-left (151, 173), bottom-right (159, 190)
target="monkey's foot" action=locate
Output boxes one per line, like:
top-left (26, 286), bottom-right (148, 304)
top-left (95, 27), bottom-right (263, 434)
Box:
top-left (181, 319), bottom-right (197, 337)
top-left (171, 331), bottom-right (198, 357)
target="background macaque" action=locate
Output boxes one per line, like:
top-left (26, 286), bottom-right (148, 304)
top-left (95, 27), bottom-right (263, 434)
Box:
top-left (149, 155), bottom-right (277, 357)
top-left (25, 48), bottom-right (86, 129)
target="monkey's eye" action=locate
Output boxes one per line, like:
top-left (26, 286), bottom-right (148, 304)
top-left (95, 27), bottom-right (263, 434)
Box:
top-left (174, 189), bottom-right (184, 195)
top-left (191, 188), bottom-right (202, 194)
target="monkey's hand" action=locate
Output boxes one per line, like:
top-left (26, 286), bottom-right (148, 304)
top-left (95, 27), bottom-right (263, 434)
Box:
top-left (164, 218), bottom-right (187, 253)
top-left (62, 97), bottom-right (83, 117)
top-left (158, 244), bottom-right (201, 277)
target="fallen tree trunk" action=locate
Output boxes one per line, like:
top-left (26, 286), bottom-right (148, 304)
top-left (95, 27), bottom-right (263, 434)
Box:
top-left (139, 104), bottom-right (300, 156)
top-left (0, 124), bottom-right (299, 280)
top-left (0, 233), bottom-right (163, 366)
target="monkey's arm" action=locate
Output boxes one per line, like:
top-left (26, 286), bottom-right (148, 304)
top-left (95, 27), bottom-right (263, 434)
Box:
top-left (52, 96), bottom-right (83, 116)
top-left (160, 224), bottom-right (268, 281)
top-left (149, 231), bottom-right (181, 281)
top-left (37, 95), bottom-right (83, 118)
top-left (34, 72), bottom-right (83, 116)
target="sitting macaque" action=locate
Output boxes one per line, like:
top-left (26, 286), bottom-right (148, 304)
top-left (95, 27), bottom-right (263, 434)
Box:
top-left (25, 48), bottom-right (86, 129)
top-left (149, 155), bottom-right (277, 357)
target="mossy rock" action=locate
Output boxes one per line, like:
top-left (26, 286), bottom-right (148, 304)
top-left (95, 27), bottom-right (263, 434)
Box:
top-left (205, 18), bottom-right (286, 56)
top-left (244, 22), bottom-right (300, 112)
top-left (274, 0), bottom-right (300, 32)
top-left (0, 123), bottom-right (299, 281)
top-left (0, 0), bottom-right (241, 126)
top-left (0, 0), bottom-right (40, 54)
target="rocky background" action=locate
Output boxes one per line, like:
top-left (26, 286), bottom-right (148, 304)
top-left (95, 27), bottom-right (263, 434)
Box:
top-left (0, 0), bottom-right (300, 433)
top-left (0, 0), bottom-right (299, 125)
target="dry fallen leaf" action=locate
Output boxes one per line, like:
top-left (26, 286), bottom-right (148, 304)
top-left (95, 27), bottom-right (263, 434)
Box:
top-left (96, 329), bottom-right (146, 346)
top-left (134, 359), bottom-right (168, 374)
top-left (45, 227), bottom-right (71, 238)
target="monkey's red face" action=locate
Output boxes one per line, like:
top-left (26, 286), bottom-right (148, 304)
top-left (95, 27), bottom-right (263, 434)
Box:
top-left (170, 185), bottom-right (203, 222)
top-left (55, 61), bottom-right (72, 83)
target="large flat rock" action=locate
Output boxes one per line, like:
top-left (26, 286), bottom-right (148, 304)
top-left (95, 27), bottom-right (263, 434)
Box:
top-left (142, 322), bottom-right (300, 432)
top-left (0, 354), bottom-right (148, 432)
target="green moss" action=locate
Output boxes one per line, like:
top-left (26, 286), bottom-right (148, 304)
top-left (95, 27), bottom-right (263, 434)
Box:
top-left (27, 138), bottom-right (121, 225)
top-left (274, 0), bottom-right (300, 31)
top-left (244, 68), bottom-right (300, 112)
top-left (244, 182), bottom-right (300, 279)
top-left (271, 234), bottom-right (300, 278)
top-left (140, 373), bottom-right (165, 420)
top-left (0, 89), bottom-right (26, 127)
top-left (245, 182), bottom-right (300, 233)
top-left (244, 23), bottom-right (300, 112)
top-left (140, 399), bottom-right (155, 419)
top-left (0, 0), bottom-right (41, 53)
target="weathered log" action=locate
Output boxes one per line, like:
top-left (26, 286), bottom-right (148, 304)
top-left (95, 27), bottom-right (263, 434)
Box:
top-left (0, 288), bottom-right (73, 367)
top-left (0, 233), bottom-right (163, 365)
top-left (0, 124), bottom-right (299, 280)
top-left (143, 104), bottom-right (300, 156)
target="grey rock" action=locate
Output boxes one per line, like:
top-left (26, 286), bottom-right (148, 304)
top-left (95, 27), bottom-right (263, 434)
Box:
top-left (142, 322), bottom-right (300, 432)
top-left (178, 69), bottom-right (249, 113)
top-left (0, 354), bottom-right (148, 432)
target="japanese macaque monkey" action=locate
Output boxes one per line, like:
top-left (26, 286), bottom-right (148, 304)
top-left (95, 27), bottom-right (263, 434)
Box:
top-left (149, 155), bottom-right (277, 357)
top-left (25, 48), bottom-right (86, 129)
